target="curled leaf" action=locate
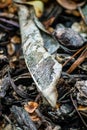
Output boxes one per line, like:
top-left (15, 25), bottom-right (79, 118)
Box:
top-left (7, 43), bottom-right (15, 56)
top-left (56, 0), bottom-right (85, 10)
top-left (24, 101), bottom-right (40, 122)
top-left (34, 15), bottom-right (50, 34)
top-left (30, 112), bottom-right (40, 122)
top-left (78, 105), bottom-right (87, 111)
top-left (11, 35), bottom-right (21, 44)
top-left (24, 101), bottom-right (38, 113)
top-left (0, 0), bottom-right (12, 8)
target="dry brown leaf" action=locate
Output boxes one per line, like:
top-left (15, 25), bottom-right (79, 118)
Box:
top-left (24, 101), bottom-right (40, 122)
top-left (30, 112), bottom-right (40, 122)
top-left (47, 27), bottom-right (54, 33)
top-left (7, 43), bottom-right (15, 56)
top-left (43, 17), bottom-right (55, 29)
top-left (78, 105), bottom-right (87, 111)
top-left (11, 36), bottom-right (21, 44)
top-left (0, 0), bottom-right (12, 8)
top-left (8, 3), bottom-right (17, 13)
top-left (56, 0), bottom-right (85, 10)
top-left (65, 10), bottom-right (80, 17)
top-left (24, 101), bottom-right (38, 113)
top-left (55, 103), bottom-right (60, 109)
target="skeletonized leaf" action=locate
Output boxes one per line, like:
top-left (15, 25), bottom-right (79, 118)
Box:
top-left (17, 5), bottom-right (62, 107)
top-left (34, 16), bottom-right (60, 54)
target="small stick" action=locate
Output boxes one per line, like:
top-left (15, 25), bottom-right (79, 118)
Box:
top-left (67, 48), bottom-right (87, 74)
top-left (62, 45), bottom-right (86, 67)
top-left (70, 94), bottom-right (87, 128)
top-left (78, 6), bottom-right (87, 25)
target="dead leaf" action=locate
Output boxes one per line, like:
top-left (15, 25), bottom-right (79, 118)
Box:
top-left (55, 103), bottom-right (60, 109)
top-left (8, 3), bottom-right (17, 14)
top-left (24, 101), bottom-right (38, 113)
top-left (65, 10), bottom-right (80, 17)
top-left (56, 0), bottom-right (85, 10)
top-left (7, 43), bottom-right (15, 56)
top-left (11, 36), bottom-right (21, 44)
top-left (9, 56), bottom-right (18, 68)
top-left (78, 5), bottom-right (87, 25)
top-left (27, 1), bottom-right (44, 17)
top-left (43, 17), bottom-right (55, 29)
top-left (24, 101), bottom-right (40, 122)
top-left (14, 0), bottom-right (44, 17)
top-left (18, 5), bottom-right (62, 107)
top-left (30, 112), bottom-right (40, 122)
top-left (78, 105), bottom-right (87, 111)
top-left (0, 0), bottom-right (12, 8)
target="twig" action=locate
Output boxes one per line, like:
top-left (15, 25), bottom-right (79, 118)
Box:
top-left (0, 12), bottom-right (17, 19)
top-left (78, 6), bottom-right (87, 25)
top-left (70, 94), bottom-right (87, 128)
top-left (8, 72), bottom-right (31, 98)
top-left (0, 18), bottom-right (19, 28)
top-left (58, 88), bottom-right (74, 101)
top-left (2, 114), bottom-right (12, 124)
top-left (35, 92), bottom-right (41, 102)
top-left (62, 45), bottom-right (86, 67)
top-left (67, 47), bottom-right (87, 73)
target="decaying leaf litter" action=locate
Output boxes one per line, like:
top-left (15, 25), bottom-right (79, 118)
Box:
top-left (0, 0), bottom-right (87, 129)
